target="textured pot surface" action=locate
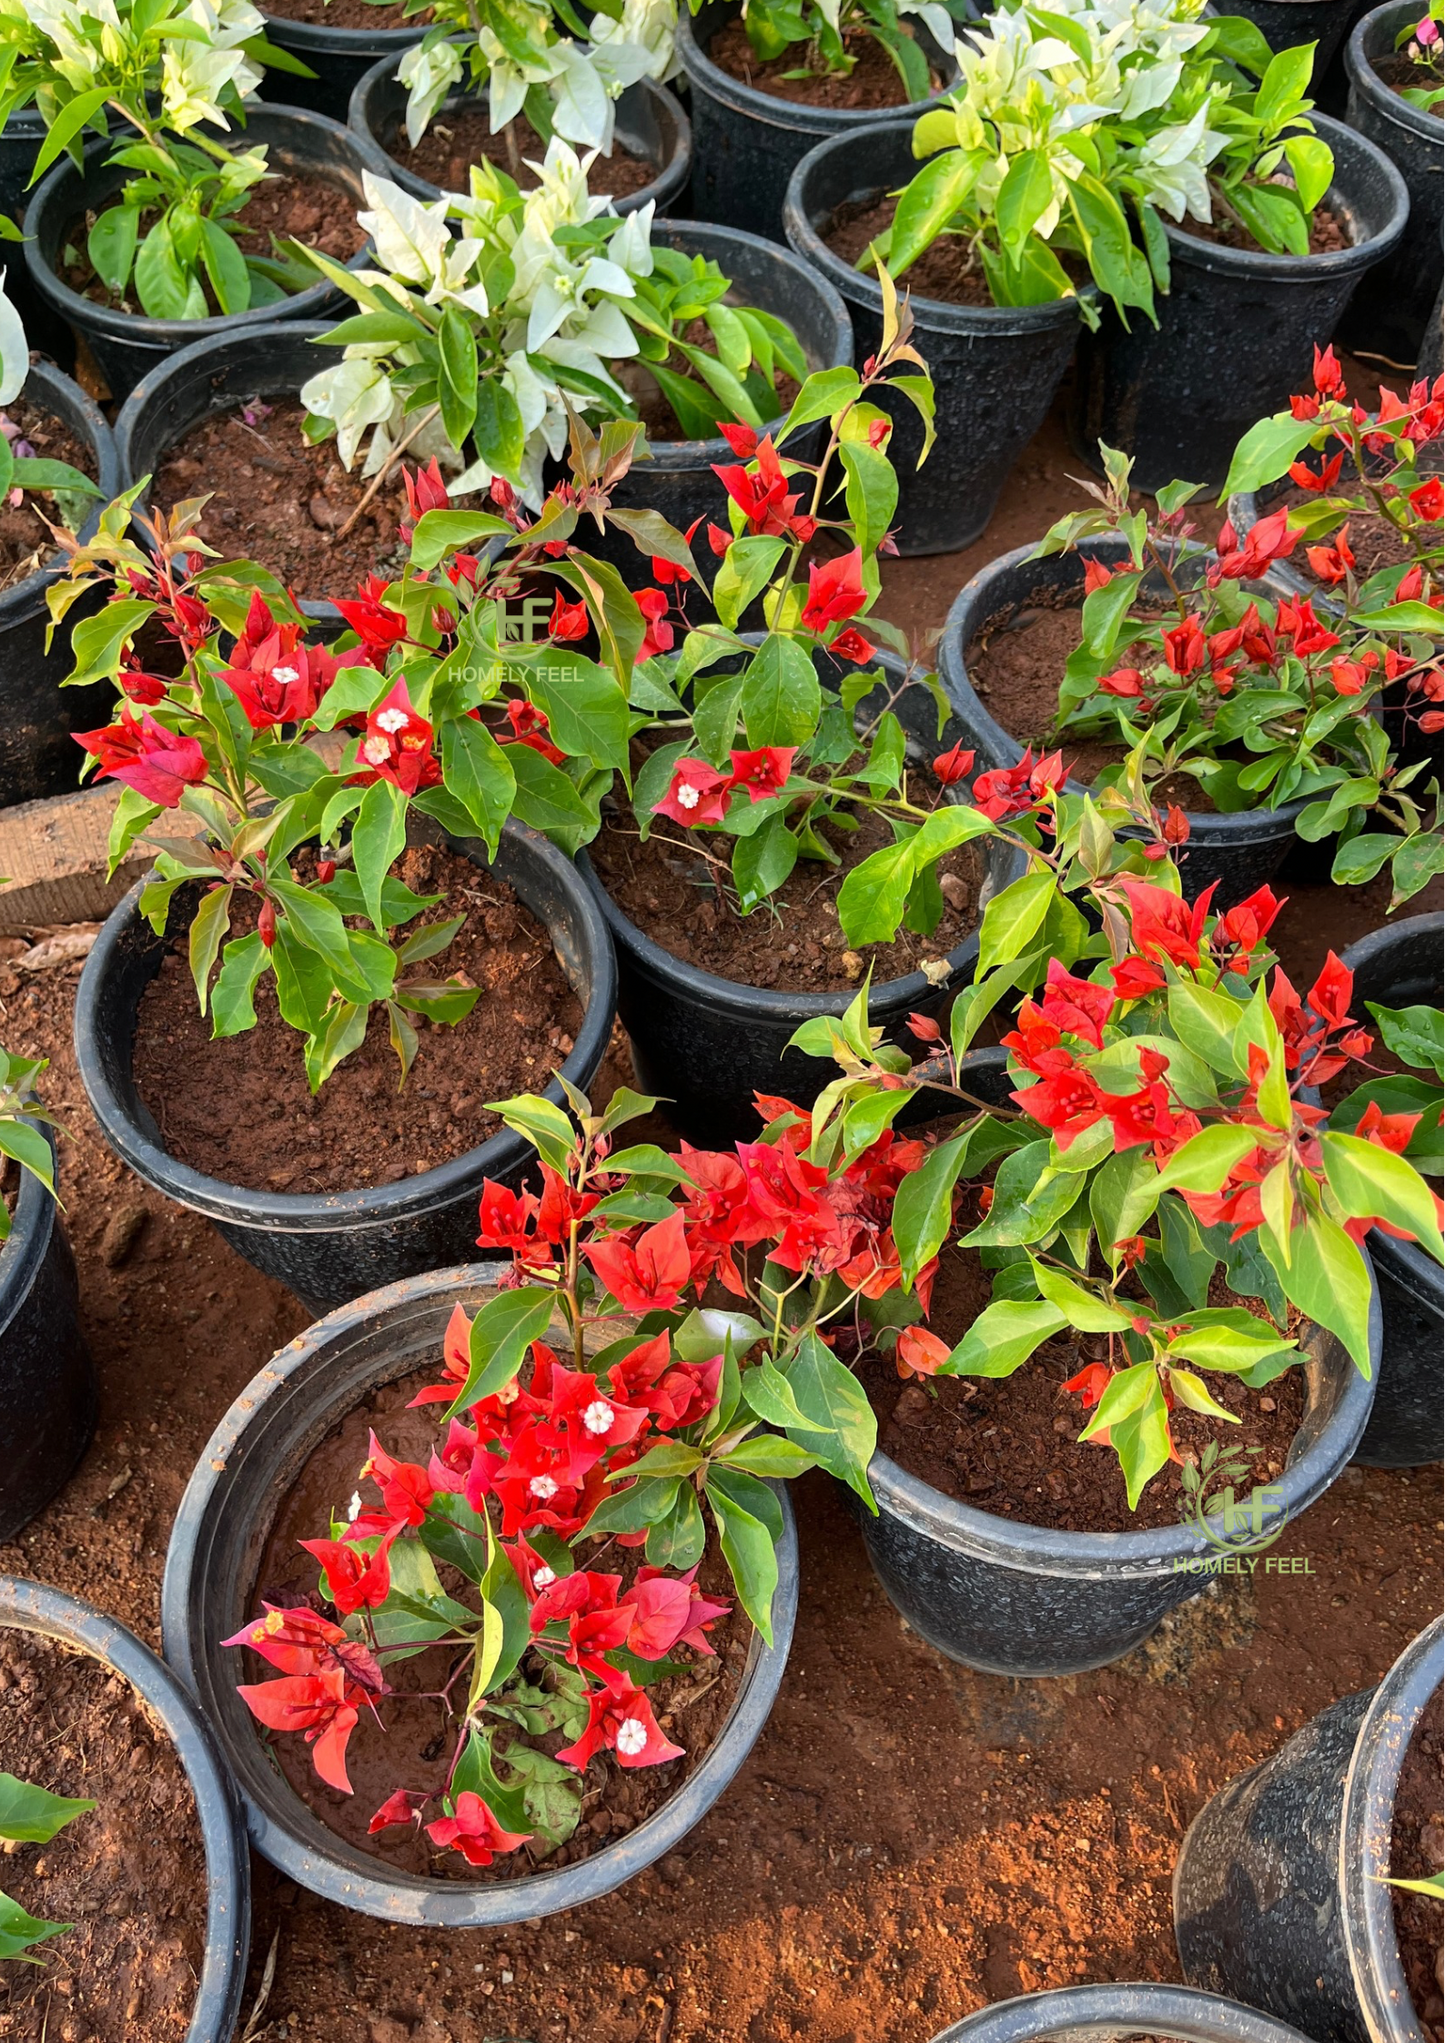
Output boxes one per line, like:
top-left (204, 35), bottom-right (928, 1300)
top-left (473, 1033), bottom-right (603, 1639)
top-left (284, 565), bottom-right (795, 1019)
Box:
top-left (1338, 0), bottom-right (1444, 361)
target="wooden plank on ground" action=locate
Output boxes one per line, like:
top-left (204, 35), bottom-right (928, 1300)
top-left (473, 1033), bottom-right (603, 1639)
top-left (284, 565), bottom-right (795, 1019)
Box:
top-left (0, 784), bottom-right (204, 933)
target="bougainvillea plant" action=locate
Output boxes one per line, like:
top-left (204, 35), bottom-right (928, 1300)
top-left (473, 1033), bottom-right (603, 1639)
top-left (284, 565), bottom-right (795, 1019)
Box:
top-left (48, 433), bottom-right (683, 1088)
top-left (707, 0), bottom-right (960, 100)
top-left (780, 788), bottom-right (1444, 1505)
top-left (1031, 351), bottom-right (1444, 908)
top-left (223, 1067), bottom-right (978, 1857)
top-left (1389, 0), bottom-right (1443, 113)
top-left (0, 1050), bottom-right (60, 1241)
top-left (0, 1772), bottom-right (94, 1960)
top-left (610, 277), bottom-right (991, 951)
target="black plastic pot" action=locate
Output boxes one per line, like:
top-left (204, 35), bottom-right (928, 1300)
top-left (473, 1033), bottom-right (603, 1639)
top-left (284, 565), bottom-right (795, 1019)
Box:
top-left (1336, 911), bottom-right (1443, 1469)
top-left (929, 1982), bottom-right (1319, 2043)
top-left (73, 821), bottom-right (618, 1314)
top-left (678, 0), bottom-right (958, 241)
top-left (579, 646), bottom-right (1028, 1148)
top-left (1071, 116), bottom-right (1410, 496)
top-left (261, 4), bottom-right (426, 122)
top-left (1419, 281), bottom-right (1443, 380)
top-left (0, 1574), bottom-right (250, 2043)
top-left (349, 54), bottom-right (690, 213)
top-left (1175, 1614), bottom-right (1443, 2043)
top-left (113, 319), bottom-right (352, 631)
top-left (861, 1052), bottom-right (1379, 1677)
top-left (548, 217), bottom-right (852, 587)
top-left (0, 1126), bottom-right (95, 1543)
top-left (0, 359), bottom-right (124, 806)
top-left (160, 1261), bottom-right (798, 1923)
top-left (23, 105), bottom-right (391, 402)
top-left (1338, 0), bottom-right (1445, 363)
top-left (1220, 0), bottom-right (1360, 79)
top-left (937, 533), bottom-right (1311, 907)
top-left (783, 119), bottom-right (1086, 556)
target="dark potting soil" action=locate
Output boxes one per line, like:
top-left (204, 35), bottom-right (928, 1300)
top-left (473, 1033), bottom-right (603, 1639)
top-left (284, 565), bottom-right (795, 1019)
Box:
top-left (149, 398), bottom-right (415, 602)
top-left (0, 391), bottom-right (96, 590)
top-left (1183, 200), bottom-right (1353, 256)
top-left (859, 1241), bottom-right (1307, 1535)
top-left (824, 194), bottom-right (995, 308)
top-left (242, 1358), bottom-right (752, 1881)
top-left (1390, 1685), bottom-right (1444, 2042)
top-left (64, 174), bottom-right (366, 314)
top-left (131, 843), bottom-right (581, 1194)
top-left (966, 590), bottom-right (1218, 813)
top-left (393, 106), bottom-right (659, 197)
top-left (1373, 49), bottom-right (1445, 95)
top-left (0, 1632), bottom-right (207, 2043)
top-left (261, 0), bottom-right (426, 23)
top-left (590, 792), bottom-right (984, 992)
top-left (708, 18), bottom-right (934, 106)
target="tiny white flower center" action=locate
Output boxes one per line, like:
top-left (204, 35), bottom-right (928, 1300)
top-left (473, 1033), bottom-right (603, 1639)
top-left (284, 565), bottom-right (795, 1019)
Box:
top-left (375, 707), bottom-right (410, 734)
top-left (361, 734), bottom-right (391, 764)
top-left (271, 664), bottom-right (299, 685)
top-left (582, 1399), bottom-right (614, 1435)
top-left (529, 1474), bottom-right (559, 1500)
top-left (533, 1565), bottom-right (556, 1590)
top-left (346, 1490), bottom-right (362, 1522)
top-left (677, 782), bottom-right (700, 810)
top-left (615, 1717), bottom-right (648, 1757)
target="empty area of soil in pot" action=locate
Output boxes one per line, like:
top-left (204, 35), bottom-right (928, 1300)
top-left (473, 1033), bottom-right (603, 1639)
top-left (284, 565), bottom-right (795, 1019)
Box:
top-left (1373, 49), bottom-right (1445, 94)
top-left (0, 391), bottom-right (96, 590)
top-left (242, 1358), bottom-right (751, 1880)
top-left (858, 1241), bottom-right (1306, 1534)
top-left (391, 107), bottom-right (658, 197)
top-left (150, 398), bottom-right (413, 602)
top-left (1390, 1684), bottom-right (1444, 2043)
top-left (590, 793), bottom-right (984, 992)
top-left (131, 842), bottom-right (581, 1193)
top-left (966, 588), bottom-right (1220, 812)
top-left (0, 1632), bottom-right (206, 2043)
top-left (707, 18), bottom-right (935, 106)
top-left (64, 175), bottom-right (366, 314)
top-left (825, 195), bottom-right (995, 308)
top-left (261, 0), bottom-right (427, 24)
top-left (1183, 201), bottom-right (1353, 256)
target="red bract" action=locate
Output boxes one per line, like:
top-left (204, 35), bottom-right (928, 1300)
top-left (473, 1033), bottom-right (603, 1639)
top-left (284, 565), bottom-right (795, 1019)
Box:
top-left (557, 1681), bottom-right (684, 1770)
top-left (1275, 597), bottom-right (1340, 660)
top-left (628, 1564), bottom-right (730, 1657)
top-left (1109, 954), bottom-right (1167, 999)
top-left (718, 421), bottom-right (758, 459)
top-left (1305, 526), bottom-right (1356, 586)
top-left (408, 1303), bottom-right (476, 1408)
top-left (1038, 959), bottom-right (1115, 1050)
top-left (236, 1669), bottom-right (363, 1794)
top-left (828, 626), bottom-right (877, 664)
top-left (426, 1792), bottom-right (531, 1866)
top-left (1083, 558), bottom-right (1113, 593)
top-left (1411, 475), bottom-right (1443, 521)
top-left (932, 743), bottom-right (975, 786)
top-left (636, 588), bottom-right (674, 659)
top-left (353, 1434), bottom-right (436, 1535)
top-left (475, 1181), bottom-right (543, 1259)
top-left (300, 1531), bottom-right (397, 1616)
top-left (1307, 951), bottom-right (1355, 1030)
top-left (606, 1329), bottom-right (722, 1429)
top-left (800, 549), bottom-right (867, 634)
top-left (1116, 878), bottom-right (1216, 968)
top-left (1013, 1066), bottom-right (1109, 1148)
top-left (74, 709), bottom-right (208, 808)
top-left (402, 458), bottom-right (449, 529)
top-left (549, 591), bottom-right (588, 640)
top-left (655, 757), bottom-right (731, 828)
top-left (727, 746), bottom-right (796, 801)
top-left (1161, 616), bottom-right (1206, 677)
top-left (353, 679), bottom-right (441, 795)
top-left (1289, 451), bottom-right (1344, 492)
top-left (1063, 1361), bottom-right (1112, 1410)
top-left (221, 1605), bottom-right (385, 1694)
top-left (530, 1570), bottom-right (636, 1687)
top-left (1211, 506), bottom-right (1301, 581)
top-left (895, 1326), bottom-right (952, 1380)
top-left (584, 1211), bottom-right (691, 1312)
top-left (735, 1141), bottom-right (841, 1271)
top-left (971, 748), bottom-right (1065, 824)
top-left (333, 575), bottom-right (409, 655)
top-left (368, 1788), bottom-right (428, 1834)
top-left (711, 437), bottom-right (815, 542)
top-left (543, 1365), bottom-right (651, 1479)
top-left (1099, 666), bottom-right (1149, 698)
top-left (501, 700), bottom-right (566, 764)
top-left (1212, 885), bottom-right (1282, 966)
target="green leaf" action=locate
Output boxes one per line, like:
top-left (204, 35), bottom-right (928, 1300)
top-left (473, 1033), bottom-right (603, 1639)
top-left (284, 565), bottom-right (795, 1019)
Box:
top-left (199, 216), bottom-right (250, 316)
top-left (87, 201), bottom-right (139, 297)
top-left (408, 509), bottom-right (511, 572)
top-left (948, 1298), bottom-right (1068, 1377)
top-left (31, 85), bottom-right (109, 183)
top-left (443, 1286), bottom-right (556, 1417)
top-left (779, 1330), bottom-right (877, 1508)
top-left (732, 812), bottom-right (798, 912)
top-left (1029, 1258), bottom-right (1134, 1332)
top-left (0, 1776), bottom-right (94, 1845)
top-left (644, 1482), bottom-right (707, 1570)
top-left (526, 656), bottom-right (630, 770)
top-left (485, 1092), bottom-right (575, 1172)
top-left (1168, 981), bottom-right (1247, 1077)
top-left (439, 715), bottom-right (515, 858)
top-left (836, 835), bottom-right (916, 947)
top-left (438, 304), bottom-right (479, 452)
top-left (1154, 1124), bottom-right (1264, 1196)
top-left (977, 870), bottom-right (1054, 974)
top-left (351, 777), bottom-right (407, 936)
top-left (1262, 1206), bottom-right (1374, 1376)
top-left (996, 147), bottom-right (1056, 256)
top-left (715, 1435), bottom-right (816, 1478)
top-left (1366, 1002), bottom-right (1444, 1079)
top-left (473, 376), bottom-right (525, 481)
top-left (704, 1468), bottom-right (779, 1644)
top-left (891, 1129), bottom-right (972, 1283)
top-left (887, 150), bottom-right (981, 274)
top-left (739, 634), bottom-right (822, 749)
top-left (1321, 1132), bottom-right (1444, 1261)
top-left (0, 1889), bottom-right (71, 1963)
top-left (210, 930), bottom-right (270, 1037)
top-left (1222, 412), bottom-right (1319, 498)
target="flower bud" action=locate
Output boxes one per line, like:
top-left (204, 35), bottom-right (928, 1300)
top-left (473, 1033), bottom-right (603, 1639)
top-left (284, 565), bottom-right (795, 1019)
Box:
top-left (258, 899), bottom-right (277, 949)
top-left (317, 859), bottom-right (336, 884)
top-left (931, 742), bottom-right (975, 786)
top-left (906, 1012), bottom-right (942, 1042)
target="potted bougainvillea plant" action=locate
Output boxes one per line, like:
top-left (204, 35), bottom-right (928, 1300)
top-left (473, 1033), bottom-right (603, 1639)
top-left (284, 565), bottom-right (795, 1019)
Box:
top-left (219, 1072), bottom-right (914, 1886)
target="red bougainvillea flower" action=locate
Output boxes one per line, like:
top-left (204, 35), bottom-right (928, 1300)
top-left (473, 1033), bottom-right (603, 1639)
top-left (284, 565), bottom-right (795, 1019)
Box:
top-left (333, 575), bottom-right (409, 656)
top-left (636, 589), bottom-right (674, 660)
top-left (1083, 558), bottom-right (1113, 594)
top-left (735, 1140), bottom-right (842, 1270)
top-left (401, 457), bottom-right (449, 533)
top-left (584, 1211), bottom-right (691, 1313)
top-left (557, 1681), bottom-right (684, 1770)
top-left (1109, 954), bottom-right (1167, 999)
top-left (1329, 655), bottom-right (1374, 696)
top-left (222, 635), bottom-right (338, 729)
top-left (350, 1434), bottom-right (435, 1537)
top-left (1212, 885), bottom-right (1282, 966)
top-left (1161, 805), bottom-right (1191, 846)
top-left (75, 709), bottom-right (208, 808)
top-left (1307, 950), bottom-right (1356, 1030)
top-left (1161, 616), bottom-right (1207, 677)
top-left (727, 747), bottom-right (796, 802)
top-left (408, 1302), bottom-right (478, 1408)
top-left (712, 436), bottom-right (815, 542)
top-left (718, 421), bottom-right (758, 459)
top-left (1288, 450), bottom-right (1344, 493)
top-left (1098, 666), bottom-right (1149, 698)
top-left (1276, 596), bottom-right (1341, 659)
top-left (932, 742), bottom-right (975, 786)
top-left (500, 699), bottom-right (566, 764)
top-left (544, 1365), bottom-right (651, 1479)
top-left (628, 1564), bottom-right (730, 1657)
top-left (895, 1326), bottom-right (952, 1381)
top-left (300, 1530), bottom-right (398, 1616)
top-left (353, 679), bottom-right (441, 795)
top-left (801, 549), bottom-right (867, 634)
top-left (1210, 507), bottom-right (1301, 582)
top-left (1410, 474), bottom-right (1444, 522)
top-left (426, 1793), bottom-right (532, 1866)
top-left (236, 1668), bottom-right (363, 1794)
top-left (549, 591), bottom-right (588, 641)
top-left (828, 626), bottom-right (877, 664)
top-left (1038, 958), bottom-right (1115, 1050)
top-left (1117, 877), bottom-right (1217, 967)
top-left (368, 1788), bottom-right (428, 1834)
top-left (1014, 1066), bottom-right (1109, 1148)
top-left (221, 1605), bottom-right (385, 1695)
top-left (651, 522), bottom-right (702, 586)
top-left (606, 1328), bottom-right (722, 1430)
top-left (654, 758), bottom-right (731, 828)
top-left (1063, 1361), bottom-right (1112, 1411)
top-left (907, 1011), bottom-right (942, 1041)
top-left (475, 1181), bottom-right (542, 1259)
top-left (117, 662), bottom-right (169, 707)
top-left (530, 1570), bottom-right (637, 1687)
top-left (971, 748), bottom-right (1066, 824)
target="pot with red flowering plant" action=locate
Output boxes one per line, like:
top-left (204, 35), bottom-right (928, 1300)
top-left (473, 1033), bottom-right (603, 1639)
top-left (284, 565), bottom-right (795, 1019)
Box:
top-left (940, 380), bottom-right (1443, 912)
top-left (63, 443), bottom-right (677, 1308)
top-left (578, 279), bottom-right (1026, 1145)
top-left (769, 784), bottom-right (1444, 1674)
top-left (164, 1062), bottom-right (955, 1917)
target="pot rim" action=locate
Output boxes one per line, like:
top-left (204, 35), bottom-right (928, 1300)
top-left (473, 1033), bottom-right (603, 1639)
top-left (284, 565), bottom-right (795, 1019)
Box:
top-left (676, 2), bottom-right (957, 135)
top-left (1347, 0), bottom-right (1445, 145)
top-left (0, 358), bottom-right (123, 624)
top-left (1341, 1614), bottom-right (1445, 2037)
top-left (347, 58), bottom-right (692, 212)
top-left (782, 117), bottom-right (1095, 337)
top-left (863, 1253), bottom-right (1380, 1579)
top-left (0, 1120), bottom-right (58, 1344)
top-left (928, 1982), bottom-right (1321, 2043)
top-left (160, 1260), bottom-right (799, 1925)
top-left (72, 821), bottom-right (618, 1231)
top-left (21, 104), bottom-right (391, 346)
top-left (0, 1574), bottom-right (250, 2043)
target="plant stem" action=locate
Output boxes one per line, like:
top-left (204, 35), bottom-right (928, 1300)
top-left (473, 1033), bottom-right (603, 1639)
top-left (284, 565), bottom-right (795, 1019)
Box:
top-left (333, 404), bottom-right (442, 542)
